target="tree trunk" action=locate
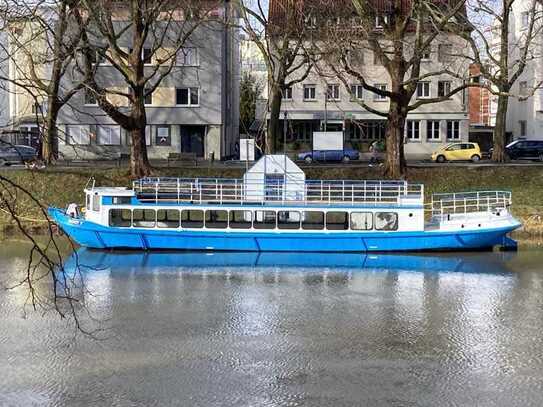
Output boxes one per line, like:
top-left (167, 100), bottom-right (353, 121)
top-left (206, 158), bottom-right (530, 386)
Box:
top-left (129, 126), bottom-right (151, 178)
top-left (268, 86), bottom-right (282, 154)
top-left (129, 101), bottom-right (151, 178)
top-left (383, 101), bottom-right (407, 179)
top-left (492, 94), bottom-right (509, 162)
top-left (42, 98), bottom-right (60, 164)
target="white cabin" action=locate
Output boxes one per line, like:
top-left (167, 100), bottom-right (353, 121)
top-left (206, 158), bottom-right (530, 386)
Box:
top-left (243, 155), bottom-right (305, 202)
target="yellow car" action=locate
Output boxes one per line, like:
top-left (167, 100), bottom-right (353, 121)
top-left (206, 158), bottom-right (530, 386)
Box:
top-left (431, 142), bottom-right (482, 163)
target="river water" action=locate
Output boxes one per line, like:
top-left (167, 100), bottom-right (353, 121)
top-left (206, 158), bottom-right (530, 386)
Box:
top-left (1, 241), bottom-right (543, 406)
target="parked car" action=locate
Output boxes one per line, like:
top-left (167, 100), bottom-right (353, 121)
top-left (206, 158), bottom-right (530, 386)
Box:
top-left (0, 145), bottom-right (38, 166)
top-left (298, 149), bottom-right (359, 163)
top-left (501, 139), bottom-right (543, 161)
top-left (431, 142), bottom-right (482, 163)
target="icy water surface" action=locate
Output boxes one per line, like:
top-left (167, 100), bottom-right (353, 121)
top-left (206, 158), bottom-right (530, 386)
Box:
top-left (1, 242), bottom-right (543, 406)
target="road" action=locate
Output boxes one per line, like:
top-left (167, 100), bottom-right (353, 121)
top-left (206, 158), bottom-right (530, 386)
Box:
top-left (1, 159), bottom-right (543, 171)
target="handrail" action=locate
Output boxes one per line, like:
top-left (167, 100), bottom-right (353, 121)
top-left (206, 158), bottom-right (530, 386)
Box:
top-left (427, 190), bottom-right (512, 220)
top-left (132, 177), bottom-right (425, 206)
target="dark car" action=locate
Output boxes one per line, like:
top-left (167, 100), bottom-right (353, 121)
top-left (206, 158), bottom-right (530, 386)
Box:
top-left (503, 139), bottom-right (543, 161)
top-left (298, 148), bottom-right (359, 163)
top-left (0, 145), bottom-right (38, 166)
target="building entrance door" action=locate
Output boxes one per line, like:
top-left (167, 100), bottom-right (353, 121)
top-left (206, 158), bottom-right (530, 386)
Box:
top-left (180, 125), bottom-right (205, 157)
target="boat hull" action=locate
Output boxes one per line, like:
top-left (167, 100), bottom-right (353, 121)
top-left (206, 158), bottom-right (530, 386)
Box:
top-left (50, 208), bottom-right (521, 252)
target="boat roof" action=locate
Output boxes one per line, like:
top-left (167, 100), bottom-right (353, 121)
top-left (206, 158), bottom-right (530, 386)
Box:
top-left (85, 187), bottom-right (134, 196)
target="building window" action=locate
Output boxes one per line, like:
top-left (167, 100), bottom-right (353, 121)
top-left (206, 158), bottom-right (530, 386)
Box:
top-left (421, 48), bottom-right (431, 60)
top-left (519, 81), bottom-right (528, 99)
top-left (438, 44), bottom-right (452, 63)
top-left (326, 84), bottom-right (340, 101)
top-left (406, 121), bottom-right (420, 140)
top-left (67, 125), bottom-right (91, 145)
top-left (155, 125), bottom-right (171, 146)
top-left (520, 120), bottom-right (527, 137)
top-left (373, 51), bottom-right (382, 65)
top-left (84, 89), bottom-right (97, 105)
top-left (446, 120), bottom-right (460, 140)
top-left (438, 81), bottom-right (451, 97)
top-left (375, 15), bottom-right (388, 28)
top-left (350, 84), bottom-right (363, 100)
top-left (303, 84), bottom-right (316, 100)
top-left (176, 87), bottom-right (199, 106)
top-left (521, 11), bottom-right (529, 28)
top-left (177, 47), bottom-right (199, 66)
top-left (416, 82), bottom-right (430, 98)
top-left (427, 120), bottom-right (440, 141)
top-left (374, 84), bottom-right (387, 100)
top-left (282, 86), bottom-right (293, 100)
top-left (144, 88), bottom-right (153, 105)
top-left (145, 126), bottom-right (152, 146)
top-left (129, 47), bottom-right (152, 64)
top-left (97, 125), bottom-right (121, 145)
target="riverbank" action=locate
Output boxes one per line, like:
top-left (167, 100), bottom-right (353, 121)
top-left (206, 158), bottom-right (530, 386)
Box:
top-left (1, 165), bottom-right (542, 236)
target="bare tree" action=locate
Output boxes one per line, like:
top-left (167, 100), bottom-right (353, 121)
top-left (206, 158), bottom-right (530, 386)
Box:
top-left (460, 0), bottom-right (543, 162)
top-left (80, 0), bottom-right (220, 178)
top-left (317, 0), bottom-right (471, 178)
top-left (0, 0), bottom-right (93, 164)
top-left (236, 0), bottom-right (315, 153)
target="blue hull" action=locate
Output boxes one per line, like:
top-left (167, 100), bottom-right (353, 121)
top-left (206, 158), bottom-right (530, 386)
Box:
top-left (50, 208), bottom-right (520, 252)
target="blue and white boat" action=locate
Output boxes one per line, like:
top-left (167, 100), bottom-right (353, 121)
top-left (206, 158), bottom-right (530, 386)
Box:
top-left (49, 155), bottom-right (521, 252)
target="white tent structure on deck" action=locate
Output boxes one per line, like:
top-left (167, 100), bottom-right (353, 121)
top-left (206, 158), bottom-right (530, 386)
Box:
top-left (243, 155), bottom-right (305, 202)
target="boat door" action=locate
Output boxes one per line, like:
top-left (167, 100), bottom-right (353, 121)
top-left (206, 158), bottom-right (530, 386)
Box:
top-left (265, 174), bottom-right (284, 201)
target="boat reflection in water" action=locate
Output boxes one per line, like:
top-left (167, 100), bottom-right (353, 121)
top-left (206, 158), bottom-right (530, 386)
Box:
top-left (66, 248), bottom-right (517, 276)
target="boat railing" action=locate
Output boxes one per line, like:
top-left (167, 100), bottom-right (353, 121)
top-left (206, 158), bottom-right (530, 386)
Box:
top-left (131, 177), bottom-right (425, 206)
top-left (427, 191), bottom-right (512, 220)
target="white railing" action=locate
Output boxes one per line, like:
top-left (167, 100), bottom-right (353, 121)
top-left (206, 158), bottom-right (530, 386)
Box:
top-left (428, 191), bottom-right (512, 220)
top-left (132, 177), bottom-right (425, 206)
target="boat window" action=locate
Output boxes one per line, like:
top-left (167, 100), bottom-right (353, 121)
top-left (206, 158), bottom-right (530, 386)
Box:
top-left (157, 209), bottom-right (180, 228)
top-left (278, 211), bottom-right (301, 230)
top-left (133, 209), bottom-right (156, 228)
top-left (109, 209), bottom-right (131, 227)
top-left (302, 211), bottom-right (324, 230)
top-left (326, 212), bottom-right (349, 230)
top-left (229, 210), bottom-right (252, 229)
top-left (350, 212), bottom-right (373, 230)
top-left (86, 194), bottom-right (91, 209)
top-left (205, 210), bottom-right (228, 229)
top-left (181, 210), bottom-right (204, 228)
top-left (112, 196), bottom-right (132, 205)
top-left (254, 210), bottom-right (276, 229)
top-left (375, 212), bottom-right (398, 231)
top-left (92, 194), bottom-right (100, 212)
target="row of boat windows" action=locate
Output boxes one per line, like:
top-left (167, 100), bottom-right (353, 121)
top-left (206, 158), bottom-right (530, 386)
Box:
top-left (109, 209), bottom-right (399, 231)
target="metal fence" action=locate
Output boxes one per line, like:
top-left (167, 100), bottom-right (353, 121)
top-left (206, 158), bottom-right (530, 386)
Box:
top-left (428, 191), bottom-right (512, 219)
top-left (132, 177), bottom-right (425, 206)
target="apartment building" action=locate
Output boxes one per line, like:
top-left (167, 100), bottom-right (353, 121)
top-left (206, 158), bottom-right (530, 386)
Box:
top-left (5, 2), bottom-right (239, 160)
top-left (492, 0), bottom-right (543, 140)
top-left (268, 0), bottom-right (471, 159)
